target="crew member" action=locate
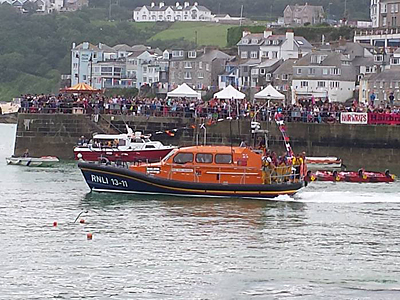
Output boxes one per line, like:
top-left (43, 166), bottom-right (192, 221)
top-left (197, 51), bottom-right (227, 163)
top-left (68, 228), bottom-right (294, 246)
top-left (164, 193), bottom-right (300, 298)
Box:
top-left (23, 149), bottom-right (30, 158)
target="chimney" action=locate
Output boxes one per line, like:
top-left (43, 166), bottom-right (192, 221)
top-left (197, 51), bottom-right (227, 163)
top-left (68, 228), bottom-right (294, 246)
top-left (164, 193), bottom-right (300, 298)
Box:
top-left (98, 42), bottom-right (102, 50)
top-left (184, 1), bottom-right (189, 8)
top-left (176, 1), bottom-right (180, 7)
top-left (72, 42), bottom-right (76, 49)
top-left (194, 2), bottom-right (198, 6)
top-left (151, 2), bottom-right (155, 7)
top-left (242, 30), bottom-right (251, 37)
top-left (286, 30), bottom-right (294, 50)
top-left (159, 2), bottom-right (164, 8)
top-left (263, 30), bottom-right (273, 38)
top-left (339, 36), bottom-right (346, 46)
top-left (83, 42), bottom-right (89, 50)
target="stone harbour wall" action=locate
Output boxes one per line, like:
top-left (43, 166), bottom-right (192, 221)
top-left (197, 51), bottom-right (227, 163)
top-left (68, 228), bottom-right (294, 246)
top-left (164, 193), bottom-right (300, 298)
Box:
top-left (13, 113), bottom-right (400, 172)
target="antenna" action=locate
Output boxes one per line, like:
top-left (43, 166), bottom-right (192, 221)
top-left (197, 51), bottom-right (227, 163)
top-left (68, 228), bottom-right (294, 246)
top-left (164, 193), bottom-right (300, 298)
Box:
top-left (239, 5), bottom-right (243, 26)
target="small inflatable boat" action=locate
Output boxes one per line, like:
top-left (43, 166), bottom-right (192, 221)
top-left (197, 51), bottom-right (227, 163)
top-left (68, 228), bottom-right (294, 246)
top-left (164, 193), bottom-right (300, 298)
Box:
top-left (308, 169), bottom-right (396, 183)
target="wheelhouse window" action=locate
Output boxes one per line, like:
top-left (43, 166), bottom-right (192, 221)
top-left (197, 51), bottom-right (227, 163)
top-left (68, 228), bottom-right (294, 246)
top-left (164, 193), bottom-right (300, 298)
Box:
top-left (215, 154), bottom-right (232, 164)
top-left (196, 153), bottom-right (213, 163)
top-left (173, 153), bottom-right (194, 164)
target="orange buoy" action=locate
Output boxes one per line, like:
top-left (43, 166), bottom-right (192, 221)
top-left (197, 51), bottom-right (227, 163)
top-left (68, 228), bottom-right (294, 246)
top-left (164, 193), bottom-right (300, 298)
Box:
top-left (53, 221), bottom-right (58, 227)
top-left (80, 219), bottom-right (85, 224)
top-left (87, 233), bottom-right (93, 240)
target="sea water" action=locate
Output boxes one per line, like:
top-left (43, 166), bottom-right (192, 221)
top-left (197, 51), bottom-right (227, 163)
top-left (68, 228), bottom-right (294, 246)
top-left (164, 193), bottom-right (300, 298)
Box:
top-left (0, 123), bottom-right (400, 299)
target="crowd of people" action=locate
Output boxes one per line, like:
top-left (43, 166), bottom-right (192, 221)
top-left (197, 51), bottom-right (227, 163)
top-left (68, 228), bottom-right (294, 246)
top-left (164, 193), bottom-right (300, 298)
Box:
top-left (17, 93), bottom-right (400, 124)
top-left (261, 150), bottom-right (307, 184)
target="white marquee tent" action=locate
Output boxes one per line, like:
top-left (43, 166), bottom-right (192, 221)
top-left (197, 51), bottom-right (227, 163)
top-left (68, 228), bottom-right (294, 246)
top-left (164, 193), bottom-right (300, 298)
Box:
top-left (254, 85), bottom-right (285, 101)
top-left (167, 83), bottom-right (201, 99)
top-left (213, 85), bottom-right (246, 100)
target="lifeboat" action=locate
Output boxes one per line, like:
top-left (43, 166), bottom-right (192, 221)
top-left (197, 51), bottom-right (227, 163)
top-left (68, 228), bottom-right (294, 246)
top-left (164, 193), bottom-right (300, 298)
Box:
top-left (78, 145), bottom-right (304, 199)
top-left (308, 169), bottom-right (396, 183)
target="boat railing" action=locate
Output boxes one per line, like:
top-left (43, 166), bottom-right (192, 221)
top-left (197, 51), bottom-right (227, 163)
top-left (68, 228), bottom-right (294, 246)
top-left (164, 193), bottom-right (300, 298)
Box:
top-left (162, 163), bottom-right (300, 185)
top-left (263, 165), bottom-right (303, 184)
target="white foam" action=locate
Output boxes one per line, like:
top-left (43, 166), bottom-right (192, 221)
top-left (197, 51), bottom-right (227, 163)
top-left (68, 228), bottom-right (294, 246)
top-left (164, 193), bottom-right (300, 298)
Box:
top-left (294, 189), bottom-right (400, 203)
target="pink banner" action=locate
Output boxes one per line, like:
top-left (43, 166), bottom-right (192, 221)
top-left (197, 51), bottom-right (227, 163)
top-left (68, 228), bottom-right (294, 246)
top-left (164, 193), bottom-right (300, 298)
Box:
top-left (368, 113), bottom-right (400, 125)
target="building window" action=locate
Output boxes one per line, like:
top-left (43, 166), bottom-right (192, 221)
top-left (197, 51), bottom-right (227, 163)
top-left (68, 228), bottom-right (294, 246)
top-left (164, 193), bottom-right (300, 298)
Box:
top-left (251, 69), bottom-right (259, 75)
top-left (374, 55), bottom-right (383, 62)
top-left (282, 74), bottom-right (288, 80)
top-left (383, 16), bottom-right (387, 27)
top-left (317, 81), bottom-right (326, 88)
top-left (242, 39), bottom-right (249, 44)
top-left (260, 69), bottom-right (266, 75)
top-left (308, 68), bottom-right (315, 75)
top-left (262, 51), bottom-right (268, 58)
top-left (296, 68), bottom-right (302, 74)
top-left (184, 72), bottom-right (192, 79)
top-left (172, 50), bottom-right (184, 58)
top-left (206, 64), bottom-right (210, 71)
top-left (241, 51), bottom-right (248, 59)
top-left (250, 51), bottom-right (258, 58)
top-left (188, 51), bottom-right (197, 58)
top-left (331, 68), bottom-right (340, 75)
top-left (330, 81), bottom-right (339, 88)
top-left (392, 58), bottom-right (400, 65)
top-left (199, 62), bottom-right (203, 69)
top-left (184, 62), bottom-right (192, 68)
top-left (272, 51), bottom-right (278, 58)
top-left (300, 81), bottom-right (308, 87)
top-left (198, 72), bottom-right (204, 78)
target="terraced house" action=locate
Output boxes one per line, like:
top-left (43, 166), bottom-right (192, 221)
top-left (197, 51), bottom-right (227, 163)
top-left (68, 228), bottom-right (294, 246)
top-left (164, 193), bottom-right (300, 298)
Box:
top-left (133, 1), bottom-right (213, 22)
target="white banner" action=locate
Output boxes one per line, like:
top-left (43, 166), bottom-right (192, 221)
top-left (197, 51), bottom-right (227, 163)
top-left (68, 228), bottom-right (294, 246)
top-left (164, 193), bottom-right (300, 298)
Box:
top-left (340, 112), bottom-right (368, 124)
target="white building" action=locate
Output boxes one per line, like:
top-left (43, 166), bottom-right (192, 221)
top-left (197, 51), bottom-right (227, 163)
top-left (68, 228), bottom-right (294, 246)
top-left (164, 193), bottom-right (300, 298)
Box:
top-left (291, 51), bottom-right (357, 103)
top-left (133, 2), bottom-right (213, 22)
top-left (260, 31), bottom-right (313, 61)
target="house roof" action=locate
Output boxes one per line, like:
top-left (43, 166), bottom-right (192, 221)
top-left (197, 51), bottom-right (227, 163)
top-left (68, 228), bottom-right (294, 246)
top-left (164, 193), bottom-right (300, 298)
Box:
top-left (368, 69), bottom-right (400, 81)
top-left (99, 43), bottom-right (116, 53)
top-left (273, 59), bottom-right (296, 75)
top-left (352, 56), bottom-right (375, 67)
top-left (201, 50), bottom-right (234, 61)
top-left (73, 42), bottom-right (100, 51)
top-left (113, 44), bottom-right (134, 52)
top-left (135, 4), bottom-right (211, 12)
top-left (287, 4), bottom-right (324, 13)
top-left (254, 58), bottom-right (281, 68)
top-left (237, 33), bottom-right (264, 46)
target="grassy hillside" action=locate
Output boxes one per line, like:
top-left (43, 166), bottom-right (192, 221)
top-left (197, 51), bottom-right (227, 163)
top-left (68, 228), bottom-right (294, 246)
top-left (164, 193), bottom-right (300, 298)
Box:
top-left (149, 22), bottom-right (235, 48)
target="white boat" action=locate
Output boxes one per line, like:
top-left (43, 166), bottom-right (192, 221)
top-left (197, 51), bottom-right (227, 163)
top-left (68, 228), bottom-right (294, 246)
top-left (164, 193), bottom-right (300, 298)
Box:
top-left (6, 156), bottom-right (60, 167)
top-left (306, 156), bottom-right (344, 170)
top-left (73, 126), bottom-right (176, 163)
